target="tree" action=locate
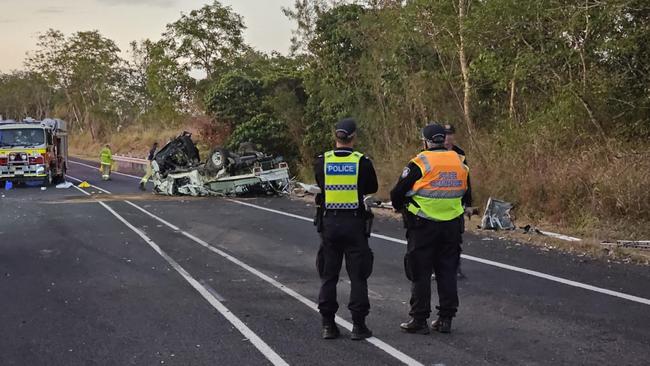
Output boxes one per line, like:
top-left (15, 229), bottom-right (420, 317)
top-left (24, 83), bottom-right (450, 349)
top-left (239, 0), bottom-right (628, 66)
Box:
top-left (204, 71), bottom-right (264, 127)
top-left (0, 72), bottom-right (55, 120)
top-left (127, 40), bottom-right (194, 125)
top-left (163, 0), bottom-right (245, 78)
top-left (26, 29), bottom-right (126, 139)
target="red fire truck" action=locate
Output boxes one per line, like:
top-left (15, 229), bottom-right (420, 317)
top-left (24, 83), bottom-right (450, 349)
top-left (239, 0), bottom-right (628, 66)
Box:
top-left (0, 118), bottom-right (68, 186)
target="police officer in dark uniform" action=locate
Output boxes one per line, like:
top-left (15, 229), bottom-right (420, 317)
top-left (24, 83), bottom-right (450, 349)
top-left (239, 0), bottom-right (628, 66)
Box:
top-left (391, 123), bottom-right (470, 334)
top-left (314, 118), bottom-right (378, 340)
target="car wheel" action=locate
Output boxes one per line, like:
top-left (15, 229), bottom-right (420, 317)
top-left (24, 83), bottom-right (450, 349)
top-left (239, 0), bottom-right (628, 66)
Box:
top-left (205, 147), bottom-right (230, 174)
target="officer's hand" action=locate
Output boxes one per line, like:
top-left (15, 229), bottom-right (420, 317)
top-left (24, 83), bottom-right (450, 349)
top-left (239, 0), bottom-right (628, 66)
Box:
top-left (464, 207), bottom-right (474, 219)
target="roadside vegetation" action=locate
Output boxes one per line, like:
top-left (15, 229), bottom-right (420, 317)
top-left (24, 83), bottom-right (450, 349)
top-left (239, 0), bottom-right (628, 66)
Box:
top-left (0, 0), bottom-right (648, 240)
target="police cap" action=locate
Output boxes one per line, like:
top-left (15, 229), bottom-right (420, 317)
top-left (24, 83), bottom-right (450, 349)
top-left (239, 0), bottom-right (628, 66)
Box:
top-left (422, 123), bottom-right (446, 143)
top-left (335, 118), bottom-right (357, 139)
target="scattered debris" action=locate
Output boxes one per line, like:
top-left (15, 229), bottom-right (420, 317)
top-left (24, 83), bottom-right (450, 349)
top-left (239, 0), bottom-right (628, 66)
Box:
top-left (56, 181), bottom-right (73, 189)
top-left (480, 197), bottom-right (515, 230)
top-left (601, 240), bottom-right (650, 251)
top-left (522, 225), bottom-right (582, 242)
top-left (151, 132), bottom-right (291, 197)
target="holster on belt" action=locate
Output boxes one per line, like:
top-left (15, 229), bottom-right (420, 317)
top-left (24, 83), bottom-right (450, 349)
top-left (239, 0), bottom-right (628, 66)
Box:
top-left (314, 205), bottom-right (324, 233)
top-left (364, 209), bottom-right (374, 237)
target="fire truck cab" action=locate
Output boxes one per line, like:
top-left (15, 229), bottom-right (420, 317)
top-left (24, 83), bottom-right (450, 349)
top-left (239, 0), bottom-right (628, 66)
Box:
top-left (0, 118), bottom-right (68, 186)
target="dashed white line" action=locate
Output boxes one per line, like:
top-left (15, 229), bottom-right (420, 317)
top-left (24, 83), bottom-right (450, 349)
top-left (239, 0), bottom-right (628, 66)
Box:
top-left (71, 184), bottom-right (289, 366)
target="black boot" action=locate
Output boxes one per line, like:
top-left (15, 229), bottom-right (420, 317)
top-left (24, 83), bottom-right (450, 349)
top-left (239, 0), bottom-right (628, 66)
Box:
top-left (351, 323), bottom-right (373, 341)
top-left (321, 318), bottom-right (340, 340)
top-left (399, 318), bottom-right (430, 334)
top-left (139, 182), bottom-right (146, 191)
top-left (431, 317), bottom-right (452, 333)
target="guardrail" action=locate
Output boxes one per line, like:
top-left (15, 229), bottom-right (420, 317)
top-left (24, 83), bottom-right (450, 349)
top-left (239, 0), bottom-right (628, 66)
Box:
top-left (113, 155), bottom-right (148, 165)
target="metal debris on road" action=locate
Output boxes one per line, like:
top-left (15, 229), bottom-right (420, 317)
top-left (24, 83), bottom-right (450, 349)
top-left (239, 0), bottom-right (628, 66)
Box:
top-left (601, 240), bottom-right (650, 251)
top-left (56, 181), bottom-right (74, 189)
top-left (480, 197), bottom-right (516, 230)
top-left (522, 225), bottom-right (582, 242)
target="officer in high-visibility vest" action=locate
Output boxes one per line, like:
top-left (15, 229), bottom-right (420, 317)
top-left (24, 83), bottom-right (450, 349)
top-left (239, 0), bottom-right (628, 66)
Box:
top-left (313, 118), bottom-right (378, 340)
top-left (390, 123), bottom-right (470, 334)
top-left (99, 144), bottom-right (113, 181)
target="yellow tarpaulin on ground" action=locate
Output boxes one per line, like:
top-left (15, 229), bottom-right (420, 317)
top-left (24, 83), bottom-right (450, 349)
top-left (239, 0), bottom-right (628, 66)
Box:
top-left (78, 181), bottom-right (91, 188)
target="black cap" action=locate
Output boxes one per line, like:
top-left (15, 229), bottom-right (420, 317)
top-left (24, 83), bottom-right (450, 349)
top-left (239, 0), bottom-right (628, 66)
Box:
top-left (443, 124), bottom-right (456, 134)
top-left (422, 123), bottom-right (446, 143)
top-left (335, 118), bottom-right (357, 139)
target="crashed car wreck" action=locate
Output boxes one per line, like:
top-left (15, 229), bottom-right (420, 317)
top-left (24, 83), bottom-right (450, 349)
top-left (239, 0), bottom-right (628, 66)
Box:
top-left (151, 132), bottom-right (291, 196)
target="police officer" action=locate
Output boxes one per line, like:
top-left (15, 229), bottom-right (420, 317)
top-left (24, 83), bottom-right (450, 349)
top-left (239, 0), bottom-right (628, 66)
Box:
top-left (390, 123), bottom-right (470, 334)
top-left (314, 118), bottom-right (378, 340)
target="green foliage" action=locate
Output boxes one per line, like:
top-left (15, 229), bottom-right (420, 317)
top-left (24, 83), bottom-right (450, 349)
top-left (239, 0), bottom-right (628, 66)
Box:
top-left (204, 71), bottom-right (264, 127)
top-left (228, 113), bottom-right (298, 160)
top-left (163, 0), bottom-right (245, 78)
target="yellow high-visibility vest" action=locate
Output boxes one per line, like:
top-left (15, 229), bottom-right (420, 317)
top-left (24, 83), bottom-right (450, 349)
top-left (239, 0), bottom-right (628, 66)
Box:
top-left (324, 150), bottom-right (362, 210)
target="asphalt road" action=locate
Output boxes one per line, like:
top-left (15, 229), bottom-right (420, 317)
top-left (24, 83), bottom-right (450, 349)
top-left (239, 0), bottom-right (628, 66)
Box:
top-left (1, 160), bottom-right (649, 366)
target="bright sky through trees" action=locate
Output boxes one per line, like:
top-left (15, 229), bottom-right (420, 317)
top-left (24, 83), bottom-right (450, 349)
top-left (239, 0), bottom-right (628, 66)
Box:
top-left (0, 0), bottom-right (294, 72)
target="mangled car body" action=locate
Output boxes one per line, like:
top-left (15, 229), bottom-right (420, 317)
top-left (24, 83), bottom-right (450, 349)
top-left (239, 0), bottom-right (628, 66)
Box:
top-left (151, 132), bottom-right (291, 196)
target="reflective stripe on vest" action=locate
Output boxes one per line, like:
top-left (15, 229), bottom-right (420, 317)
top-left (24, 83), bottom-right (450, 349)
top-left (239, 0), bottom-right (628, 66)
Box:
top-left (324, 150), bottom-right (362, 210)
top-left (407, 150), bottom-right (468, 221)
top-left (100, 148), bottom-right (112, 165)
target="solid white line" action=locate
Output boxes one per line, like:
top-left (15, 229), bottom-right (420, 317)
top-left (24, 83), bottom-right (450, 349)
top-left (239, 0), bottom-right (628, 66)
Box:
top-left (70, 185), bottom-right (289, 366)
top-left (70, 178), bottom-right (425, 365)
top-left (124, 200), bottom-right (425, 366)
top-left (67, 173), bottom-right (650, 307)
top-left (69, 160), bottom-right (143, 179)
top-left (227, 200), bottom-right (650, 307)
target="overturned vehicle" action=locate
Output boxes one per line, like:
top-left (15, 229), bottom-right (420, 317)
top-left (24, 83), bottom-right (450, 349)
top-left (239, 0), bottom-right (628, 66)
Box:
top-left (151, 132), bottom-right (291, 196)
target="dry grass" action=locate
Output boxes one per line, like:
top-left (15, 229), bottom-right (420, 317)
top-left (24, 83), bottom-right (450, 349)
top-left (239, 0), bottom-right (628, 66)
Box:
top-left (69, 115), bottom-right (226, 161)
top-left (70, 126), bottom-right (180, 160)
top-left (369, 133), bottom-right (650, 243)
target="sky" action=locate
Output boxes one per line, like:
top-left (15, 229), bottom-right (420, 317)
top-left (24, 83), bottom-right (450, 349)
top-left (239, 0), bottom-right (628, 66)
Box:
top-left (0, 0), bottom-right (295, 73)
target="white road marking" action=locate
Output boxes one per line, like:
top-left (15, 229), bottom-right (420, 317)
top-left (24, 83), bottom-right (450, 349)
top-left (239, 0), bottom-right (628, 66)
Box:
top-left (67, 164), bottom-right (650, 307)
top-left (66, 175), bottom-right (112, 194)
top-left (71, 185), bottom-right (289, 366)
top-left (124, 200), bottom-right (426, 366)
top-left (67, 175), bottom-right (426, 365)
top-left (228, 200), bottom-right (650, 307)
top-left (69, 160), bottom-right (143, 180)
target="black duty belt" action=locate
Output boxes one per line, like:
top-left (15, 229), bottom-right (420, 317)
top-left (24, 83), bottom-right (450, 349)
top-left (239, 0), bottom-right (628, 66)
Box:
top-left (324, 209), bottom-right (362, 216)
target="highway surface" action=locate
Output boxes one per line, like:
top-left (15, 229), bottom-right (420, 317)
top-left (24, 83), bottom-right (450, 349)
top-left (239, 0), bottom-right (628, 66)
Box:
top-left (1, 160), bottom-right (649, 365)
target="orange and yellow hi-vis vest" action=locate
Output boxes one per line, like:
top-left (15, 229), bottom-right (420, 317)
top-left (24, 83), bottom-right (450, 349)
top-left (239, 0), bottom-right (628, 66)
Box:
top-left (406, 150), bottom-right (469, 221)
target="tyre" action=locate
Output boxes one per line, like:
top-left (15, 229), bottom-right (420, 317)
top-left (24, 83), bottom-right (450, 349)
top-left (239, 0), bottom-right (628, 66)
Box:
top-left (204, 147), bottom-right (230, 174)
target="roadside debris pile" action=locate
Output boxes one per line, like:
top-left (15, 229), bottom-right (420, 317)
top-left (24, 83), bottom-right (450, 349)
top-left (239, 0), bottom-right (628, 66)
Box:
top-left (151, 132), bottom-right (291, 197)
top-left (480, 197), bottom-right (516, 230)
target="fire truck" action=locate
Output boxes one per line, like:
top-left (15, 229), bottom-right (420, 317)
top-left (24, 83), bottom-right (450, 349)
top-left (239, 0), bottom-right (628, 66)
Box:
top-left (0, 118), bottom-right (68, 186)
